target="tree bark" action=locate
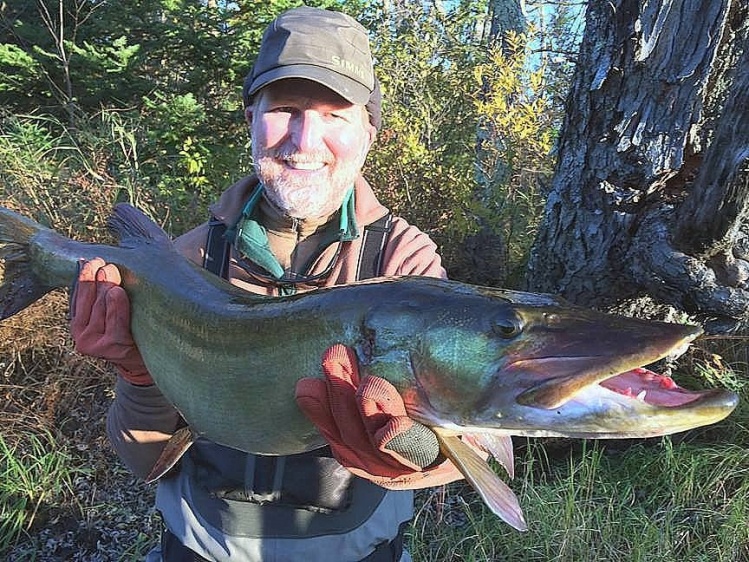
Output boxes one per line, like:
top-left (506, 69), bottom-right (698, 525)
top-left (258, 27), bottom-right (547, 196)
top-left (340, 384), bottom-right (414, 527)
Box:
top-left (525, 0), bottom-right (749, 332)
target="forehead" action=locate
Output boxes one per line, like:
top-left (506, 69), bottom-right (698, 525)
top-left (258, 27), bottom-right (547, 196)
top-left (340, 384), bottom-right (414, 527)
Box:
top-left (257, 78), bottom-right (356, 109)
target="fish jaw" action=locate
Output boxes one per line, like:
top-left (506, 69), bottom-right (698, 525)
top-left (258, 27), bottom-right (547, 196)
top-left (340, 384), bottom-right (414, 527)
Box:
top-left (398, 291), bottom-right (737, 441)
top-left (524, 369), bottom-right (738, 438)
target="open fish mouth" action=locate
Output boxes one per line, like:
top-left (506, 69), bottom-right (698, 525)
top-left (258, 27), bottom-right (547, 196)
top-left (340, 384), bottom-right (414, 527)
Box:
top-left (598, 366), bottom-right (705, 407)
top-left (511, 327), bottom-right (704, 410)
top-left (502, 358), bottom-right (739, 440)
top-left (514, 359), bottom-right (730, 413)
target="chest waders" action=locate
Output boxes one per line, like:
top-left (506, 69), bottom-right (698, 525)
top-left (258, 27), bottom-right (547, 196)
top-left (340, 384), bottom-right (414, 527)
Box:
top-left (160, 209), bottom-right (409, 562)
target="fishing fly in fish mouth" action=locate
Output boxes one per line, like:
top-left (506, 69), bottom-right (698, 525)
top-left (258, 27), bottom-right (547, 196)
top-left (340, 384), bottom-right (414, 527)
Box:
top-left (0, 5), bottom-right (740, 560)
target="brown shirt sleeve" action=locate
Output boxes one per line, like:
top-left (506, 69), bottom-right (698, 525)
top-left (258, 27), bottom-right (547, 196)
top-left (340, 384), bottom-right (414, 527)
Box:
top-left (106, 377), bottom-right (183, 480)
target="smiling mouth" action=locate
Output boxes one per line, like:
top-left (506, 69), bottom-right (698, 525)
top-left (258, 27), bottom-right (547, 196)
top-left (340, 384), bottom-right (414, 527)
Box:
top-left (284, 160), bottom-right (326, 171)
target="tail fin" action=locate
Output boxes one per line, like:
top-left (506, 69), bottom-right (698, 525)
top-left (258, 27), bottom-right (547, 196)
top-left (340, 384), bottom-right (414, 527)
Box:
top-left (0, 207), bottom-right (55, 320)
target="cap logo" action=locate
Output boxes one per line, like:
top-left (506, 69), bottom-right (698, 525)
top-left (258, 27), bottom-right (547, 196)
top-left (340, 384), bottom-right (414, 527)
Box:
top-left (331, 55), bottom-right (369, 84)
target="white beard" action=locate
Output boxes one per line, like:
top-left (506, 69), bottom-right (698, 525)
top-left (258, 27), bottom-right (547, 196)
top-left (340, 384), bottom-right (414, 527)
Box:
top-left (253, 147), bottom-right (367, 219)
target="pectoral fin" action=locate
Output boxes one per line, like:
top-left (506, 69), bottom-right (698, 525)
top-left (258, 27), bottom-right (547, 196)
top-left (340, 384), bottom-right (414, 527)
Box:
top-left (434, 430), bottom-right (527, 531)
top-left (464, 432), bottom-right (515, 479)
top-left (145, 426), bottom-right (197, 483)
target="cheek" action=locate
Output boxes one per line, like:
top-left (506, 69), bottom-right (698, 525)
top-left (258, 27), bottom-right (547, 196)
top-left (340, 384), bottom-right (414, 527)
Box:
top-left (255, 114), bottom-right (290, 148)
top-left (326, 127), bottom-right (371, 162)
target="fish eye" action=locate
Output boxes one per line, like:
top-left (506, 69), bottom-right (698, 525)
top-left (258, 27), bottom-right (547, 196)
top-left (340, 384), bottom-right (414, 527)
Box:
top-left (493, 314), bottom-right (524, 339)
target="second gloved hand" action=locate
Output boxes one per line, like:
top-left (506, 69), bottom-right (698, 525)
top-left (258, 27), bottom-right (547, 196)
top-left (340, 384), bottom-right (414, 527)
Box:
top-left (295, 344), bottom-right (463, 489)
top-left (70, 258), bottom-right (152, 386)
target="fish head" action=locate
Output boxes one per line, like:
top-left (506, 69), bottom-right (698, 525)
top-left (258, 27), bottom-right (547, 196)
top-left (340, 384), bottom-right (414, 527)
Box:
top-left (360, 280), bottom-right (738, 440)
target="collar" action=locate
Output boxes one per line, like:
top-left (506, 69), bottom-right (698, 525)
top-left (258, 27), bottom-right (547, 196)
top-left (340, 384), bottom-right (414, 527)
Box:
top-left (225, 184), bottom-right (359, 281)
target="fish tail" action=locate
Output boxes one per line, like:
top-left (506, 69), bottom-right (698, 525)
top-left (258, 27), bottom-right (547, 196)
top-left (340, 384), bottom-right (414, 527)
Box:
top-left (0, 207), bottom-right (56, 320)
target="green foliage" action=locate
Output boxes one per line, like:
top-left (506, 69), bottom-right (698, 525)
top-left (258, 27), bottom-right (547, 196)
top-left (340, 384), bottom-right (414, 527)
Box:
top-left (0, 431), bottom-right (88, 551)
top-left (0, 108), bottom-right (238, 236)
top-left (0, 111), bottom-right (100, 231)
top-left (0, 44), bottom-right (41, 94)
top-left (362, 2), bottom-right (485, 257)
top-left (472, 28), bottom-right (559, 283)
top-left (360, 4), bottom-right (562, 284)
top-left (141, 92), bottom-right (217, 212)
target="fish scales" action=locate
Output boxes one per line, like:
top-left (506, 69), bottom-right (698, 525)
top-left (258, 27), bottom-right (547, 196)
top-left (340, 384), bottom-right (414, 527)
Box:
top-left (0, 203), bottom-right (739, 531)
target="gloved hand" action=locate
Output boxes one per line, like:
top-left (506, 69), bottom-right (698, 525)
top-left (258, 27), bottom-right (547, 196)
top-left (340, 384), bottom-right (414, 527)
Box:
top-left (295, 344), bottom-right (463, 489)
top-left (70, 258), bottom-right (152, 386)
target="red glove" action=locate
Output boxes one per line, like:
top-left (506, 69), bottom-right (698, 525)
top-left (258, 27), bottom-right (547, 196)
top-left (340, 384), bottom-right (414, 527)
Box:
top-left (295, 344), bottom-right (463, 489)
top-left (70, 258), bottom-right (152, 386)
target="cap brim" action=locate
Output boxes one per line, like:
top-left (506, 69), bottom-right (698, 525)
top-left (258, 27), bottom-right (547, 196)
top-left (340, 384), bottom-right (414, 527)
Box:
top-left (248, 65), bottom-right (371, 105)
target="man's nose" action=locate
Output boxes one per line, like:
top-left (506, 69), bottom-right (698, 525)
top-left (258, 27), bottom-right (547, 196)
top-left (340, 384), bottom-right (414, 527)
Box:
top-left (291, 110), bottom-right (324, 152)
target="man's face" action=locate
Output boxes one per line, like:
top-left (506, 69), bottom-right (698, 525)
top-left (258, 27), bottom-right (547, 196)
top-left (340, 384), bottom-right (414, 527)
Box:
top-left (247, 79), bottom-right (376, 219)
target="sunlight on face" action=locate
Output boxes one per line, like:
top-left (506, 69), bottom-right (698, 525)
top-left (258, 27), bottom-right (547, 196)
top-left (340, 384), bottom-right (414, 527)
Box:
top-left (248, 79), bottom-right (376, 219)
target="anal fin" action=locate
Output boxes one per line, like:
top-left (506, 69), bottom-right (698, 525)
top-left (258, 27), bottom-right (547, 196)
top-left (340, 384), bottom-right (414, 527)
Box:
top-left (145, 426), bottom-right (197, 484)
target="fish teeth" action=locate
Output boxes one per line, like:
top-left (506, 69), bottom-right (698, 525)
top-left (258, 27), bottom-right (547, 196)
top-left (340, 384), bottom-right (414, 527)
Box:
top-left (636, 390), bottom-right (647, 402)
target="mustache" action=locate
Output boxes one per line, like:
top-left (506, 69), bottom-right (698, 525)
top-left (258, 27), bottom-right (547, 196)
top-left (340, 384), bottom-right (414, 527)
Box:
top-left (264, 150), bottom-right (334, 164)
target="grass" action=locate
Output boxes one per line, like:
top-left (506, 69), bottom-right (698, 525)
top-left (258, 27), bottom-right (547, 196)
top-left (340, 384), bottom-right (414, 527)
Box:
top-left (0, 431), bottom-right (83, 552)
top-left (408, 435), bottom-right (749, 561)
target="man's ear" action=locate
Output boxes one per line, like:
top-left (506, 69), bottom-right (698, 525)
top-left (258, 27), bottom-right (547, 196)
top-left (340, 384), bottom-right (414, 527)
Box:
top-left (365, 121), bottom-right (377, 151)
top-left (245, 106), bottom-right (253, 127)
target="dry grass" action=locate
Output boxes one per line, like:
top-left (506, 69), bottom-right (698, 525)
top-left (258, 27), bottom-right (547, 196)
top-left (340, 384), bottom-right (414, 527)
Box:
top-left (1, 292), bottom-right (159, 560)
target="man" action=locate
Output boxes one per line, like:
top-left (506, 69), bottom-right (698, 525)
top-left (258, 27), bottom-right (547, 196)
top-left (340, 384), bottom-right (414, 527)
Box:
top-left (71, 7), bottom-right (463, 561)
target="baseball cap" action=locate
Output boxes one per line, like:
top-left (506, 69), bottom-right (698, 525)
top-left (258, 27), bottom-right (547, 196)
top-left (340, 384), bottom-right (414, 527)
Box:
top-left (245, 7), bottom-right (375, 106)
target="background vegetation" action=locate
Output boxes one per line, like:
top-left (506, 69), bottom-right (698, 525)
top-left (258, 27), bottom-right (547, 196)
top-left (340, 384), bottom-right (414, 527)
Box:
top-left (1, 1), bottom-right (747, 560)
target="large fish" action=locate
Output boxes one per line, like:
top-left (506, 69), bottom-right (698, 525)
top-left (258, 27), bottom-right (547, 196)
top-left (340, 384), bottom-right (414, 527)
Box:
top-left (0, 204), bottom-right (739, 531)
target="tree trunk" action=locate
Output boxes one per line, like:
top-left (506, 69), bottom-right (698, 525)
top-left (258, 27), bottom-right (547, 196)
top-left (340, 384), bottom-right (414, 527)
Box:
top-left (525, 0), bottom-right (749, 333)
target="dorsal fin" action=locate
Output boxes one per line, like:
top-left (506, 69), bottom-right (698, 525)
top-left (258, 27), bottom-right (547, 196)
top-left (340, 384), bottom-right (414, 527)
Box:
top-left (107, 203), bottom-right (171, 248)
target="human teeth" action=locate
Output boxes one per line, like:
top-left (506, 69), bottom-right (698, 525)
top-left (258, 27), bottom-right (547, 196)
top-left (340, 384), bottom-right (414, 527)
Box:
top-left (636, 390), bottom-right (647, 401)
top-left (288, 161), bottom-right (324, 170)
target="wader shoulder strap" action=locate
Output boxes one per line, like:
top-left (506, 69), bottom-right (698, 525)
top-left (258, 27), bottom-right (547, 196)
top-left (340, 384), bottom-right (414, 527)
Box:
top-left (356, 212), bottom-right (393, 281)
top-left (203, 218), bottom-right (230, 277)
